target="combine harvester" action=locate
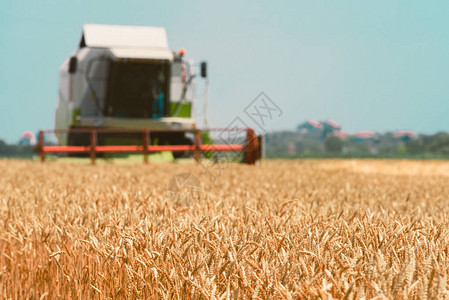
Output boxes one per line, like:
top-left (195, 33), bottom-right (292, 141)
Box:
top-left (38, 24), bottom-right (262, 164)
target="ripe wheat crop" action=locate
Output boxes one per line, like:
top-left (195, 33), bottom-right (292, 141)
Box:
top-left (1, 159), bottom-right (449, 299)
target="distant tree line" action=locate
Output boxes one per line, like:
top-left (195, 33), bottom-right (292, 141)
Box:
top-left (405, 133), bottom-right (449, 155)
top-left (265, 131), bottom-right (449, 159)
top-left (0, 140), bottom-right (34, 158)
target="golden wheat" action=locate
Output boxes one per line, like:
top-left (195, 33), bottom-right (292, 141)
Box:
top-left (1, 159), bottom-right (449, 299)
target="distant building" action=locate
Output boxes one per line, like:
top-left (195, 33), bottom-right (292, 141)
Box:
top-left (333, 131), bottom-right (347, 139)
top-left (297, 120), bottom-right (323, 133)
top-left (297, 119), bottom-right (345, 140)
top-left (394, 131), bottom-right (418, 142)
top-left (323, 120), bottom-right (341, 131)
top-left (18, 131), bottom-right (36, 145)
top-left (321, 120), bottom-right (341, 137)
top-left (352, 131), bottom-right (377, 143)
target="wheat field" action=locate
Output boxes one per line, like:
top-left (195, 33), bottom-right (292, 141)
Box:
top-left (1, 159), bottom-right (449, 299)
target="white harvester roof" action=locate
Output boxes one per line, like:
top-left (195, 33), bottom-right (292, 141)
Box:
top-left (81, 24), bottom-right (173, 60)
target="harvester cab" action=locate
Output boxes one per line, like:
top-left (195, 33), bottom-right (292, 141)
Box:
top-left (55, 24), bottom-right (199, 150)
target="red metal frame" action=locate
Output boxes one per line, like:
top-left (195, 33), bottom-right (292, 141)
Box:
top-left (37, 128), bottom-right (259, 165)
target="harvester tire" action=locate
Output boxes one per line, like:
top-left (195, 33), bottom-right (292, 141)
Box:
top-left (173, 136), bottom-right (194, 159)
top-left (68, 131), bottom-right (90, 157)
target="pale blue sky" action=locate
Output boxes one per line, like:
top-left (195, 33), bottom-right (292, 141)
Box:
top-left (1, 1), bottom-right (449, 142)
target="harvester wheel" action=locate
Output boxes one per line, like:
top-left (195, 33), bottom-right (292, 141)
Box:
top-left (68, 131), bottom-right (90, 157)
top-left (173, 136), bottom-right (194, 159)
top-left (68, 131), bottom-right (105, 158)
